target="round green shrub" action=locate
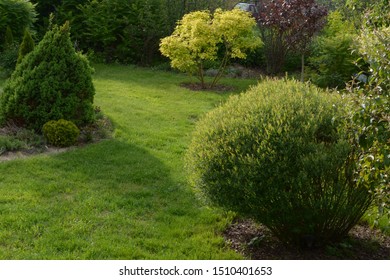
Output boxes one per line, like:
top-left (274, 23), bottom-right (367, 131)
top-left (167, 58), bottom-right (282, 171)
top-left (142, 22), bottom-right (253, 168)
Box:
top-left (186, 79), bottom-right (374, 248)
top-left (0, 21), bottom-right (95, 132)
top-left (42, 119), bottom-right (80, 147)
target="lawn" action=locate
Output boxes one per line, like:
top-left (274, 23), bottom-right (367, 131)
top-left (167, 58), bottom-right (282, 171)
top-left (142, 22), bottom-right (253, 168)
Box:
top-left (0, 64), bottom-right (258, 259)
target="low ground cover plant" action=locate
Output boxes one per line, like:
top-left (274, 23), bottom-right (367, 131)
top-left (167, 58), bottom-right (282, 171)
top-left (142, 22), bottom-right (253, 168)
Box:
top-left (0, 124), bottom-right (44, 154)
top-left (186, 78), bottom-right (374, 248)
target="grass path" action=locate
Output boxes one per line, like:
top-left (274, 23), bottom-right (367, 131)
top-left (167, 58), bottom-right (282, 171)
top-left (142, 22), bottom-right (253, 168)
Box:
top-left (0, 65), bottom-right (258, 259)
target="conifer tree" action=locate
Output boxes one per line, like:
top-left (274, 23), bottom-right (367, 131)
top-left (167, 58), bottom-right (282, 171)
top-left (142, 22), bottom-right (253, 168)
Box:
top-left (0, 22), bottom-right (95, 132)
top-left (17, 29), bottom-right (35, 64)
top-left (4, 26), bottom-right (14, 47)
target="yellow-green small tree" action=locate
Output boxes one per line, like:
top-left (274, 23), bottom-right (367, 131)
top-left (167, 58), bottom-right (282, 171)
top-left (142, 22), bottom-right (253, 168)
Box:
top-left (160, 9), bottom-right (262, 89)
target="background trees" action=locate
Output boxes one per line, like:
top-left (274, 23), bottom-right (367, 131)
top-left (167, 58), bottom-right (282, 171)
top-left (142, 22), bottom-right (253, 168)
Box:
top-left (77, 0), bottom-right (170, 65)
top-left (5, 0), bottom-right (385, 75)
top-left (308, 11), bottom-right (359, 88)
top-left (258, 0), bottom-right (327, 76)
top-left (28, 0), bottom-right (229, 66)
top-left (0, 0), bottom-right (37, 75)
top-left (0, 0), bottom-right (37, 47)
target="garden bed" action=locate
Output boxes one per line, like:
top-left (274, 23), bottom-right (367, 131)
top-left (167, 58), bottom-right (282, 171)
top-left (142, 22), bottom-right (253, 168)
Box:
top-left (0, 112), bottom-right (113, 162)
top-left (225, 219), bottom-right (390, 260)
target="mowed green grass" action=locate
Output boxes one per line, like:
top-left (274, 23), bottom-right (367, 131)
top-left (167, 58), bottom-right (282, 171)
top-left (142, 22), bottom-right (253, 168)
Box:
top-left (0, 64), bottom-right (258, 259)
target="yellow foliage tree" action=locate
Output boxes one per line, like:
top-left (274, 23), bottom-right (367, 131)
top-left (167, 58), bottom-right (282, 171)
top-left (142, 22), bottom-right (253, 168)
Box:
top-left (160, 8), bottom-right (262, 88)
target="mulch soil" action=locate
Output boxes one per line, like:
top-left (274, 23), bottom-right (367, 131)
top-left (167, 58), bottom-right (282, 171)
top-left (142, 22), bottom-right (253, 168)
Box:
top-left (224, 219), bottom-right (390, 260)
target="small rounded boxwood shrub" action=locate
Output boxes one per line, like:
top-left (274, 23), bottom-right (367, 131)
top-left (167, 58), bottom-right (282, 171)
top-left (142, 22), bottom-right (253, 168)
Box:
top-left (186, 79), bottom-right (374, 248)
top-left (42, 119), bottom-right (80, 147)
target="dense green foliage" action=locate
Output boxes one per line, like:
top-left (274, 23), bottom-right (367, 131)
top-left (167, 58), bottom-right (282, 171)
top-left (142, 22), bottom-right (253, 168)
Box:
top-left (0, 22), bottom-right (95, 131)
top-left (0, 43), bottom-right (18, 76)
top-left (309, 11), bottom-right (359, 88)
top-left (305, 0), bottom-right (389, 89)
top-left (160, 9), bottom-right (261, 88)
top-left (0, 26), bottom-right (18, 76)
top-left (30, 0), bottom-right (228, 65)
top-left (77, 0), bottom-right (169, 65)
top-left (347, 1), bottom-right (390, 219)
top-left (0, 0), bottom-right (36, 47)
top-left (17, 28), bottom-right (35, 64)
top-left (42, 119), bottom-right (80, 147)
top-left (4, 25), bottom-right (14, 47)
top-left (0, 26), bottom-right (19, 75)
top-left (187, 79), bottom-right (374, 247)
top-left (336, 0), bottom-right (383, 28)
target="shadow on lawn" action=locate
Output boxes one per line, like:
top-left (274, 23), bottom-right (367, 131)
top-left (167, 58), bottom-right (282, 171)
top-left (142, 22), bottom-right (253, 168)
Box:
top-left (48, 139), bottom-right (176, 191)
top-left (45, 139), bottom-right (205, 223)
